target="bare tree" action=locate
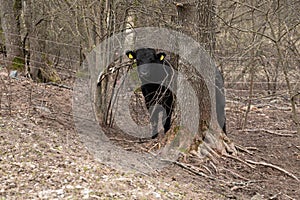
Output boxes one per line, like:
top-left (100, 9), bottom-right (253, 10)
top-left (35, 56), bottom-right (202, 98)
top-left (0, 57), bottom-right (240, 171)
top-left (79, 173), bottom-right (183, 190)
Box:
top-left (173, 0), bottom-right (236, 159)
top-left (0, 0), bottom-right (24, 71)
top-left (216, 0), bottom-right (299, 132)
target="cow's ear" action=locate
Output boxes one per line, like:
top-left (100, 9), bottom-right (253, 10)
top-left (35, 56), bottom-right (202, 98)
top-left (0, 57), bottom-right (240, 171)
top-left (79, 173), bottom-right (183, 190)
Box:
top-left (126, 50), bottom-right (136, 60)
top-left (157, 52), bottom-right (166, 61)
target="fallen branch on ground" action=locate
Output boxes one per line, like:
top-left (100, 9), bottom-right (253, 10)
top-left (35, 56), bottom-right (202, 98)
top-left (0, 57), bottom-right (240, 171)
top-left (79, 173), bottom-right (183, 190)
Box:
top-left (229, 180), bottom-right (263, 191)
top-left (108, 137), bottom-right (148, 144)
top-left (243, 129), bottom-right (296, 137)
top-left (246, 159), bottom-right (299, 182)
top-left (45, 82), bottom-right (72, 90)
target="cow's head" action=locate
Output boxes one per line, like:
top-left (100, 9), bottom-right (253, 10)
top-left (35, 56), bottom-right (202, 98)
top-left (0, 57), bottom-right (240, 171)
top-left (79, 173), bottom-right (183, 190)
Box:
top-left (126, 48), bottom-right (166, 65)
top-left (126, 48), bottom-right (167, 81)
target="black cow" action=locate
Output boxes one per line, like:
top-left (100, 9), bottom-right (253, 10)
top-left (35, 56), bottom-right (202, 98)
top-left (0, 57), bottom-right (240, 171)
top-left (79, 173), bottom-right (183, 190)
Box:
top-left (126, 48), bottom-right (175, 139)
top-left (215, 69), bottom-right (226, 134)
top-left (126, 48), bottom-right (226, 137)
top-left (0, 43), bottom-right (7, 57)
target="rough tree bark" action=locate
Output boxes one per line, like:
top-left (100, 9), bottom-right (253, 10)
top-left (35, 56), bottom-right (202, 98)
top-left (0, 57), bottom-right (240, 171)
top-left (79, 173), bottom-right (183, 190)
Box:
top-left (24, 0), bottom-right (47, 82)
top-left (0, 0), bottom-right (24, 71)
top-left (175, 0), bottom-right (236, 158)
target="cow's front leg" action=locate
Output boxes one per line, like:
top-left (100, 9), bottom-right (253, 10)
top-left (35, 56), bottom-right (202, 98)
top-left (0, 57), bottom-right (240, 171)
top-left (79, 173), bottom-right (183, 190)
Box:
top-left (163, 106), bottom-right (172, 134)
top-left (149, 104), bottom-right (160, 139)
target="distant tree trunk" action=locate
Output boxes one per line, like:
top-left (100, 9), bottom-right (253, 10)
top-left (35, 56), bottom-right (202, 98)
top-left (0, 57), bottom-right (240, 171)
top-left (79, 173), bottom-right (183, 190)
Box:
top-left (0, 0), bottom-right (25, 71)
top-left (29, 25), bottom-right (47, 82)
top-left (24, 1), bottom-right (53, 82)
top-left (175, 0), bottom-right (236, 158)
top-left (23, 0), bottom-right (31, 75)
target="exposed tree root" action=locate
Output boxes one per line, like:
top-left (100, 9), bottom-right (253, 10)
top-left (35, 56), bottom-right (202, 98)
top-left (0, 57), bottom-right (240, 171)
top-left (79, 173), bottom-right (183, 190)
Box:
top-left (220, 168), bottom-right (249, 181)
top-left (235, 144), bottom-right (255, 155)
top-left (222, 134), bottom-right (237, 155)
top-left (195, 128), bottom-right (237, 163)
top-left (161, 159), bottom-right (215, 180)
top-left (224, 154), bottom-right (256, 169)
top-left (208, 160), bottom-right (218, 174)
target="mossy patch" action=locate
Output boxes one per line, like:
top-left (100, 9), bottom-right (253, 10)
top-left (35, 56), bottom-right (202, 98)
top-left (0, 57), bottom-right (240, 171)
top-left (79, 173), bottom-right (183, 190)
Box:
top-left (75, 70), bottom-right (89, 78)
top-left (11, 56), bottom-right (25, 71)
top-left (38, 67), bottom-right (61, 83)
top-left (133, 86), bottom-right (142, 93)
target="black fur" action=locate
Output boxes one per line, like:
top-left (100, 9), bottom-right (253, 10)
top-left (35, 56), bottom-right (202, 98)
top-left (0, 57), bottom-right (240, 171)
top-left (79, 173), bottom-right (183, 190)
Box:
top-left (126, 48), bottom-right (226, 137)
top-left (215, 68), bottom-right (226, 134)
top-left (126, 48), bottom-right (174, 139)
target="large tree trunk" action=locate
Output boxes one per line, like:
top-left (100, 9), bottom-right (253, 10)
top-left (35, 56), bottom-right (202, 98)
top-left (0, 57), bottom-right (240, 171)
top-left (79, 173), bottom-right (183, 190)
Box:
top-left (175, 0), bottom-right (236, 158)
top-left (0, 0), bottom-right (25, 71)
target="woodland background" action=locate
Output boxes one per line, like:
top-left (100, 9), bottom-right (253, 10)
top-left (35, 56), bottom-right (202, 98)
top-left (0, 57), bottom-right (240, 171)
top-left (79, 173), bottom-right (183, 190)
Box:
top-left (0, 0), bottom-right (299, 199)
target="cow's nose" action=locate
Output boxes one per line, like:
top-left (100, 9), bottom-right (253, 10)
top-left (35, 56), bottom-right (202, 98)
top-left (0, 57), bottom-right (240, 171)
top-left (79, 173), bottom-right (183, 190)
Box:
top-left (139, 65), bottom-right (151, 77)
top-left (140, 70), bottom-right (149, 77)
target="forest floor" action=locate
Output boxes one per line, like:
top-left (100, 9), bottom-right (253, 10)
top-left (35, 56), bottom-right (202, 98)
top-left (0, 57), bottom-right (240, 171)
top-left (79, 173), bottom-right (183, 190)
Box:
top-left (0, 68), bottom-right (299, 199)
